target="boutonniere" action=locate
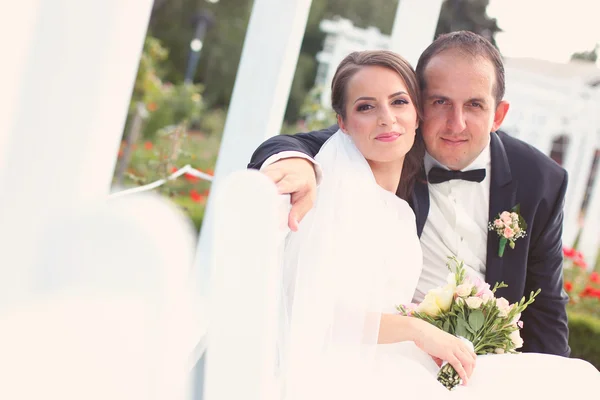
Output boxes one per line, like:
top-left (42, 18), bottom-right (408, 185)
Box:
top-left (488, 204), bottom-right (527, 257)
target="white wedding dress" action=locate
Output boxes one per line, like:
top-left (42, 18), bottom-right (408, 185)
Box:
top-left (280, 131), bottom-right (600, 400)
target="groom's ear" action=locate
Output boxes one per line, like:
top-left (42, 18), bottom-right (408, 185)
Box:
top-left (492, 100), bottom-right (510, 131)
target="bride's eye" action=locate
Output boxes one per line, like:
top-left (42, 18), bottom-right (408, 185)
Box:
top-left (392, 99), bottom-right (409, 105)
top-left (356, 104), bottom-right (373, 112)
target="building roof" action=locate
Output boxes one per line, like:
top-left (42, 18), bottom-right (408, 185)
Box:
top-left (504, 57), bottom-right (600, 86)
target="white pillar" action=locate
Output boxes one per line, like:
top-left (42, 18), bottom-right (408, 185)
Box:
top-left (577, 142), bottom-right (600, 269)
top-left (0, 0), bottom-right (153, 307)
top-left (390, 0), bottom-right (444, 67)
top-left (562, 128), bottom-right (598, 247)
top-left (194, 0), bottom-right (312, 296)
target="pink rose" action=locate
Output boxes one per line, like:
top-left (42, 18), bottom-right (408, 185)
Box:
top-left (510, 212), bottom-right (519, 221)
top-left (470, 275), bottom-right (491, 297)
top-left (496, 297), bottom-right (511, 317)
top-left (500, 211), bottom-right (512, 224)
top-left (403, 303), bottom-right (418, 316)
top-left (455, 282), bottom-right (474, 298)
top-left (511, 312), bottom-right (522, 326)
top-left (494, 219), bottom-right (504, 228)
top-left (481, 290), bottom-right (494, 303)
top-left (503, 227), bottom-right (514, 239)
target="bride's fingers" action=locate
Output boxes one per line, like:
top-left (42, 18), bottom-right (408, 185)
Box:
top-left (456, 349), bottom-right (475, 380)
top-left (447, 355), bottom-right (469, 385)
top-left (431, 356), bottom-right (443, 367)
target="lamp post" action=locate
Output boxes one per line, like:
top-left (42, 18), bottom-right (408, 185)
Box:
top-left (184, 10), bottom-right (215, 84)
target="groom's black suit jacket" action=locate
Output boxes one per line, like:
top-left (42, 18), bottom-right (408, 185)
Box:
top-left (248, 126), bottom-right (571, 357)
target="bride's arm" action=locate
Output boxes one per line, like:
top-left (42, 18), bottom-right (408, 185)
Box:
top-left (378, 314), bottom-right (477, 384)
top-left (378, 313), bottom-right (421, 344)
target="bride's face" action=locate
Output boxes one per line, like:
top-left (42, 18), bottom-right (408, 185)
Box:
top-left (337, 65), bottom-right (418, 164)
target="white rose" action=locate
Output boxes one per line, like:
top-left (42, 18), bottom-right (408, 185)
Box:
top-left (495, 348), bottom-right (505, 354)
top-left (455, 282), bottom-right (474, 298)
top-left (417, 283), bottom-right (455, 317)
top-left (416, 293), bottom-right (442, 317)
top-left (435, 284), bottom-right (455, 312)
top-left (509, 329), bottom-right (524, 349)
top-left (455, 297), bottom-right (465, 306)
top-left (495, 297), bottom-right (511, 317)
top-left (465, 296), bottom-right (483, 309)
top-left (481, 290), bottom-right (494, 303)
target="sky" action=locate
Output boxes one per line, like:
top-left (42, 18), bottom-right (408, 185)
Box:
top-left (487, 0), bottom-right (600, 63)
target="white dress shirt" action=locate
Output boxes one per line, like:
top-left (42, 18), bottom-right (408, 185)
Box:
top-left (261, 151), bottom-right (323, 185)
top-left (413, 139), bottom-right (492, 302)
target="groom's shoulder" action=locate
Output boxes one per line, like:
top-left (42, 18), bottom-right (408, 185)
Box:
top-left (496, 130), bottom-right (566, 181)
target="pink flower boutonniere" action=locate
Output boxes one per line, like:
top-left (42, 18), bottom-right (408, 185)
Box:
top-left (488, 204), bottom-right (527, 257)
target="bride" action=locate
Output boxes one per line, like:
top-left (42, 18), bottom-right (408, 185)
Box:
top-left (278, 50), bottom-right (599, 399)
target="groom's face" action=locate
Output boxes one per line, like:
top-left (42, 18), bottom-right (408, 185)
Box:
top-left (420, 50), bottom-right (509, 170)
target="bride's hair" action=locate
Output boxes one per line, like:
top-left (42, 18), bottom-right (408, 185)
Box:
top-left (330, 50), bottom-right (425, 201)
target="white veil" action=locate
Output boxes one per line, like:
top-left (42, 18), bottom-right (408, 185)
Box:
top-left (279, 130), bottom-right (403, 399)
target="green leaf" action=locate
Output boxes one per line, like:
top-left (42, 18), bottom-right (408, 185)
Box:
top-left (442, 319), bottom-right (451, 332)
top-left (498, 237), bottom-right (507, 257)
top-left (468, 310), bottom-right (485, 332)
top-left (455, 319), bottom-right (472, 340)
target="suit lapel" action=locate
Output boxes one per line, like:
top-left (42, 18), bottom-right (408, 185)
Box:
top-left (485, 132), bottom-right (518, 287)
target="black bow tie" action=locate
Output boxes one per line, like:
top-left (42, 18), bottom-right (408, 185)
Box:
top-left (427, 167), bottom-right (486, 184)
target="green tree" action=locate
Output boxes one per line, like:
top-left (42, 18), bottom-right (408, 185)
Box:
top-left (435, 0), bottom-right (502, 47)
top-left (571, 45), bottom-right (599, 63)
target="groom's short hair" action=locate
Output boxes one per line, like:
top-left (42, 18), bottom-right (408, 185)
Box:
top-left (416, 31), bottom-right (505, 105)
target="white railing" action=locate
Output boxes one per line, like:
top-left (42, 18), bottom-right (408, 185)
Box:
top-left (203, 170), bottom-right (290, 400)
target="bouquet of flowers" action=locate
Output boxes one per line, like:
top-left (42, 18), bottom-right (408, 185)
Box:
top-left (397, 257), bottom-right (540, 390)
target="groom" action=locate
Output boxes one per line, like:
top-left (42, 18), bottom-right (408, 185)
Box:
top-left (248, 31), bottom-right (570, 357)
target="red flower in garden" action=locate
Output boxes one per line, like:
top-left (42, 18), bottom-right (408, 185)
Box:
top-left (185, 173), bottom-right (200, 183)
top-left (189, 189), bottom-right (204, 203)
top-left (580, 286), bottom-right (600, 299)
top-left (564, 281), bottom-right (573, 292)
top-left (144, 141), bottom-right (153, 150)
top-left (573, 256), bottom-right (588, 269)
top-left (171, 167), bottom-right (178, 173)
top-left (147, 102), bottom-right (158, 112)
top-left (563, 247), bottom-right (576, 259)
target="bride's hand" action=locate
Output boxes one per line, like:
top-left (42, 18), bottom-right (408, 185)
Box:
top-left (411, 319), bottom-right (477, 385)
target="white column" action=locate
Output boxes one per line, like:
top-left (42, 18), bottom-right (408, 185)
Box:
top-left (194, 0), bottom-right (312, 295)
top-left (0, 0), bottom-right (153, 307)
top-left (577, 141), bottom-right (600, 269)
top-left (562, 127), bottom-right (598, 247)
top-left (390, 0), bottom-right (444, 67)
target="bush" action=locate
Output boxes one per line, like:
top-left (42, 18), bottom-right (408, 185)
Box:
top-left (142, 83), bottom-right (205, 140)
top-left (172, 196), bottom-right (205, 233)
top-left (568, 312), bottom-right (600, 370)
top-left (563, 247), bottom-right (600, 319)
